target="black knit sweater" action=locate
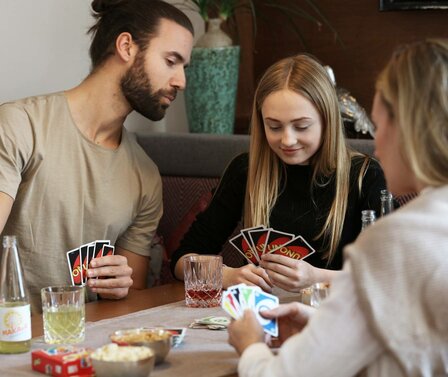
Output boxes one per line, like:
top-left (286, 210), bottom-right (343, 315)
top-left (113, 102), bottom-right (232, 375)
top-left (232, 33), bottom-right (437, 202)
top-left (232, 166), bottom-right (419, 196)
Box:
top-left (171, 153), bottom-right (387, 272)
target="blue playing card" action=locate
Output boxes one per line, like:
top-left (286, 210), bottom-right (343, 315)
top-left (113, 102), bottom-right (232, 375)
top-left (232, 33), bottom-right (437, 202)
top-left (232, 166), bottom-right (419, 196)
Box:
top-left (253, 290), bottom-right (279, 337)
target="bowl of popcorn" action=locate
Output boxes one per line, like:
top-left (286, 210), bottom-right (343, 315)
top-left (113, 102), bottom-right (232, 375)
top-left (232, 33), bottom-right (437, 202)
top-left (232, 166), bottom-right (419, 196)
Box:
top-left (110, 328), bottom-right (172, 365)
top-left (91, 343), bottom-right (155, 377)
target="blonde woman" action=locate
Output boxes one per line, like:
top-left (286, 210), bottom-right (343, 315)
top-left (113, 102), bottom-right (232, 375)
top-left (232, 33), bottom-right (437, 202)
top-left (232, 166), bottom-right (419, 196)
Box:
top-left (171, 54), bottom-right (387, 291)
top-left (228, 39), bottom-right (448, 376)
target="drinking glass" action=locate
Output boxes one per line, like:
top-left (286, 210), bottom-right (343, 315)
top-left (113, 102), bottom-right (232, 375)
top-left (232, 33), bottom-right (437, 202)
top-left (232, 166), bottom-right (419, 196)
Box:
top-left (41, 286), bottom-right (85, 344)
top-left (309, 282), bottom-right (330, 308)
top-left (184, 255), bottom-right (222, 308)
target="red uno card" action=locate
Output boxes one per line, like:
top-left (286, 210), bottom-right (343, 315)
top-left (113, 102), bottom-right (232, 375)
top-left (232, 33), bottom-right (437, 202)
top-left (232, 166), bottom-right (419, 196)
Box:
top-left (79, 243), bottom-right (91, 285)
top-left (267, 235), bottom-right (315, 261)
top-left (248, 229), bottom-right (270, 260)
top-left (66, 248), bottom-right (82, 286)
top-left (92, 240), bottom-right (110, 260)
top-left (263, 229), bottom-right (295, 255)
top-left (240, 226), bottom-right (265, 260)
top-left (229, 233), bottom-right (258, 265)
top-left (101, 245), bottom-right (115, 257)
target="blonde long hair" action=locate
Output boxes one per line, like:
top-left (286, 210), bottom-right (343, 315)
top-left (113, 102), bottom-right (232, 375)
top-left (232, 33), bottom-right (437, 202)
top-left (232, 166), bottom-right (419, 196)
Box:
top-left (244, 54), bottom-right (364, 263)
top-left (376, 39), bottom-right (448, 186)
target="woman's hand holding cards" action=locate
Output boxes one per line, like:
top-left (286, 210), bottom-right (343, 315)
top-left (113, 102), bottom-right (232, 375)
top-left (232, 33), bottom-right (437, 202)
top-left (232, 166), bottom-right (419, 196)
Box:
top-left (228, 310), bottom-right (265, 355)
top-left (86, 255), bottom-right (133, 299)
top-left (260, 254), bottom-right (319, 292)
top-left (223, 264), bottom-right (273, 293)
top-left (262, 302), bottom-right (315, 346)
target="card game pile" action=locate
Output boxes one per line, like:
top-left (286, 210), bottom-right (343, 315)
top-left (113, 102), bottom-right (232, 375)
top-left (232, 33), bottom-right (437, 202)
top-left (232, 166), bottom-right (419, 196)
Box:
top-left (221, 284), bottom-right (279, 337)
top-left (229, 225), bottom-right (315, 265)
top-left (189, 316), bottom-right (230, 330)
top-left (66, 240), bottom-right (114, 286)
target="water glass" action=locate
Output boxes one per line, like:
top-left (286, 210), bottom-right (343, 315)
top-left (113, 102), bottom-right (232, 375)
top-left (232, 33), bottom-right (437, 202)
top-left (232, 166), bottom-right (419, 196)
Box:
top-left (184, 255), bottom-right (222, 308)
top-left (41, 286), bottom-right (85, 344)
top-left (309, 283), bottom-right (330, 308)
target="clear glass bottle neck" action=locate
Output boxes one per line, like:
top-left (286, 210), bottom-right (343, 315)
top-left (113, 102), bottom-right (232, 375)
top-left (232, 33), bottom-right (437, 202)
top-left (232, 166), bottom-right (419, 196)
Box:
top-left (380, 190), bottom-right (394, 216)
top-left (2, 235), bottom-right (17, 248)
top-left (361, 210), bottom-right (376, 229)
top-left (0, 235), bottom-right (27, 302)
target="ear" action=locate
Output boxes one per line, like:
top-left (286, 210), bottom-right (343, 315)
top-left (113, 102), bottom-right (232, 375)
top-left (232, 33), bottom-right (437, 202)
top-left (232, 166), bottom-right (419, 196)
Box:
top-left (115, 32), bottom-right (137, 63)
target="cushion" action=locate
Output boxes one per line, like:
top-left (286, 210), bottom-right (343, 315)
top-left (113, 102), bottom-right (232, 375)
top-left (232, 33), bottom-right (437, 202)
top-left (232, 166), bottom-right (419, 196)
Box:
top-left (165, 190), bottom-right (213, 258)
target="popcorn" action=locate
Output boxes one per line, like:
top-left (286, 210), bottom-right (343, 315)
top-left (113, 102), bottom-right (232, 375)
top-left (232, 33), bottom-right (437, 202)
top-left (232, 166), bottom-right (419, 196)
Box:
top-left (91, 344), bottom-right (153, 362)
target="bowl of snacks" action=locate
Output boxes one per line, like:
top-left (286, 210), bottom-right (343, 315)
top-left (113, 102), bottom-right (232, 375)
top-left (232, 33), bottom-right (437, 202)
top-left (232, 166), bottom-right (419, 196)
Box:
top-left (110, 328), bottom-right (172, 365)
top-left (91, 343), bottom-right (155, 377)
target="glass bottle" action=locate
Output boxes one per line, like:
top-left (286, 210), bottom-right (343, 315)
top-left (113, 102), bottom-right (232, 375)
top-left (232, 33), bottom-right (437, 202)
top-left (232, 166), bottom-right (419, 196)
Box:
top-left (0, 235), bottom-right (31, 353)
top-left (361, 210), bottom-right (376, 231)
top-left (380, 189), bottom-right (394, 217)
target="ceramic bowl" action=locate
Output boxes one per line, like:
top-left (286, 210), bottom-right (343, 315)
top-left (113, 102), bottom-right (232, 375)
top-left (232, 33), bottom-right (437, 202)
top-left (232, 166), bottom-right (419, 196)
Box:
top-left (110, 328), bottom-right (172, 365)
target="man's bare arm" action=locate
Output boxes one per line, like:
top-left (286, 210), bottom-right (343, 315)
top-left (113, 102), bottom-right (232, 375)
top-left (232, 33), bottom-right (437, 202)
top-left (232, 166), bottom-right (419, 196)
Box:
top-left (0, 192), bottom-right (14, 234)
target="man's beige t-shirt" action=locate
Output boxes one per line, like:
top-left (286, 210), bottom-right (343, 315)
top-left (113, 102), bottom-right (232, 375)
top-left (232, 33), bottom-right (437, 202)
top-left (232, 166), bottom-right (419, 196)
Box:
top-left (0, 92), bottom-right (162, 312)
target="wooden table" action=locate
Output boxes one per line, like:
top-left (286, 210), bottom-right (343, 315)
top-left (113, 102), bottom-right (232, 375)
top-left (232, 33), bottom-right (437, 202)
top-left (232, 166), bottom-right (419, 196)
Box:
top-left (32, 283), bottom-right (186, 336)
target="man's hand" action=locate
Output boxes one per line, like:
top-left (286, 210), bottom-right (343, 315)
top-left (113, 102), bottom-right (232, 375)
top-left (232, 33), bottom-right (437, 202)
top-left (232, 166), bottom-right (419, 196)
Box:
top-left (86, 254), bottom-right (133, 299)
top-left (86, 247), bottom-right (149, 299)
top-left (228, 309), bottom-right (265, 355)
top-left (223, 264), bottom-right (273, 292)
top-left (261, 302), bottom-right (315, 345)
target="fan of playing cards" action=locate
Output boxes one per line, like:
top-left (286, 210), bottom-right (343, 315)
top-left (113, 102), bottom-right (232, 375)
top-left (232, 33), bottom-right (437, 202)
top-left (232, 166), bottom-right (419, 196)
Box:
top-left (66, 240), bottom-right (115, 286)
top-left (221, 284), bottom-right (279, 337)
top-left (229, 225), bottom-right (315, 265)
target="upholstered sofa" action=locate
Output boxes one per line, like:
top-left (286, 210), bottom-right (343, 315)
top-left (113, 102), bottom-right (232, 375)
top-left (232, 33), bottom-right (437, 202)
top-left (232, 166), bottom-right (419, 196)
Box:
top-left (137, 132), bottom-right (400, 283)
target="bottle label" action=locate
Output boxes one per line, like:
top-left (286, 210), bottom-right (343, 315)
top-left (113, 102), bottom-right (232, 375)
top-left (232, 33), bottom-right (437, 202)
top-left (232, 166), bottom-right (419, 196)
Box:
top-left (0, 305), bottom-right (31, 341)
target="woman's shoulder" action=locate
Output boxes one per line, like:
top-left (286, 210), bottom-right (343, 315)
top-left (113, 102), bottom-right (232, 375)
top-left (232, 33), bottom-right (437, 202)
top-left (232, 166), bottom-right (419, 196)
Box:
top-left (225, 153), bottom-right (249, 174)
top-left (219, 152), bottom-right (249, 184)
top-left (350, 153), bottom-right (383, 177)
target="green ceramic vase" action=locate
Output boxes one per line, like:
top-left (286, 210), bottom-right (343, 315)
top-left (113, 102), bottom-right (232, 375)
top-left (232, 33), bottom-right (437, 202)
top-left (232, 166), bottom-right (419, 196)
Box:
top-left (185, 46), bottom-right (240, 134)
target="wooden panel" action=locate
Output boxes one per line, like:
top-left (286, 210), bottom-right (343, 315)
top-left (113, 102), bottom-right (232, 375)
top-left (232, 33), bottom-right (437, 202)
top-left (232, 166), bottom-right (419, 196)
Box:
top-left (234, 0), bottom-right (448, 133)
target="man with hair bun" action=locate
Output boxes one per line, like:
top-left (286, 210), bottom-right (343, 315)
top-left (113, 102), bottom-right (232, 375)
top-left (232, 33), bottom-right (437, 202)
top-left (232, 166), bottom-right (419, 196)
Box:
top-left (0, 0), bottom-right (194, 312)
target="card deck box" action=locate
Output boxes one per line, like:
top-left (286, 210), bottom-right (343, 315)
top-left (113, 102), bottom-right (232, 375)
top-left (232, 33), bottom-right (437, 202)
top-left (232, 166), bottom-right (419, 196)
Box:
top-left (31, 346), bottom-right (93, 377)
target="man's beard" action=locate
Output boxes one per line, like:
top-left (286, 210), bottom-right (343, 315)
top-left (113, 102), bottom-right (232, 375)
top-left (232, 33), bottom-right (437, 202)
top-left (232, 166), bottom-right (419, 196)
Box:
top-left (120, 52), bottom-right (175, 121)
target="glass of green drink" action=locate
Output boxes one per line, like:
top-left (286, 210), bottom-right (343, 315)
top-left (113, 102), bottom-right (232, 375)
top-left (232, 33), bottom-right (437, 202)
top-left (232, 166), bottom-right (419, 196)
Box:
top-left (41, 286), bottom-right (85, 344)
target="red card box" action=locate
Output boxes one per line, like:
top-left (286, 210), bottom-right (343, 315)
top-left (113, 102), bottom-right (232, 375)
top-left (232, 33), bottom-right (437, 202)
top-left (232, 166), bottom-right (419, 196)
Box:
top-left (31, 346), bottom-right (93, 377)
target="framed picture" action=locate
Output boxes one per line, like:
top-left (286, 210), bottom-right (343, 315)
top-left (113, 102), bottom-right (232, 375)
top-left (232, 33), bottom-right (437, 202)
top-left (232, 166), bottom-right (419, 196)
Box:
top-left (380, 0), bottom-right (448, 10)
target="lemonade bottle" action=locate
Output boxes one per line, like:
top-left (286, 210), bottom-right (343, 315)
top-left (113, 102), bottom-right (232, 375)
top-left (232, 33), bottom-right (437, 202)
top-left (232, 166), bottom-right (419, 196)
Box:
top-left (0, 235), bottom-right (31, 353)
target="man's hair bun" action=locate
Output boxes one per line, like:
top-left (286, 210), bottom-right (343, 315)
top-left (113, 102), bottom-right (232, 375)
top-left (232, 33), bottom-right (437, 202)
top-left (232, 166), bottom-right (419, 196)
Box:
top-left (91, 0), bottom-right (126, 15)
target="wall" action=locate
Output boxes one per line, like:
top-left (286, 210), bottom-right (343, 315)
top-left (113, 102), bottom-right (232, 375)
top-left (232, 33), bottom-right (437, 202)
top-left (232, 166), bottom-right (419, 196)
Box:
top-left (234, 0), bottom-right (448, 133)
top-left (0, 0), bottom-right (204, 134)
top-left (3, 1), bottom-right (447, 135)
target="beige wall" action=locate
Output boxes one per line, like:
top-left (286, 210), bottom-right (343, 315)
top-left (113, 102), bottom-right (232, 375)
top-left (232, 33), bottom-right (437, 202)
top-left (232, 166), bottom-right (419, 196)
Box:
top-left (0, 0), bottom-right (204, 134)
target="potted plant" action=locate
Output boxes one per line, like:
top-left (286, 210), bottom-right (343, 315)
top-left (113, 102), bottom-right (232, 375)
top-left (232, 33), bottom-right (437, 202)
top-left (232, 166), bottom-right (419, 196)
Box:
top-left (179, 0), bottom-right (341, 134)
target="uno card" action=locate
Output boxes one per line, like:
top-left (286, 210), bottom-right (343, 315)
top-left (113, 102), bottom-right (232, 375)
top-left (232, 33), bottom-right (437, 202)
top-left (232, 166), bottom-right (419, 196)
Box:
top-left (221, 290), bottom-right (242, 319)
top-left (79, 243), bottom-right (91, 285)
top-left (263, 229), bottom-right (295, 255)
top-left (238, 285), bottom-right (260, 311)
top-left (66, 247), bottom-right (82, 286)
top-left (229, 233), bottom-right (258, 265)
top-left (240, 226), bottom-right (265, 260)
top-left (161, 328), bottom-right (187, 347)
top-left (92, 240), bottom-right (110, 260)
top-left (253, 290), bottom-right (279, 337)
top-left (267, 235), bottom-right (316, 261)
top-left (248, 228), bottom-right (270, 260)
top-left (101, 245), bottom-right (115, 257)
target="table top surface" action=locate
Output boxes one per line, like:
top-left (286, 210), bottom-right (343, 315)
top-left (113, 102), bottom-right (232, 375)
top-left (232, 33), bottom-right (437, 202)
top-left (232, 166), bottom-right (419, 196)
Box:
top-left (31, 282), bottom-right (186, 337)
top-left (2, 283), bottom-right (239, 377)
